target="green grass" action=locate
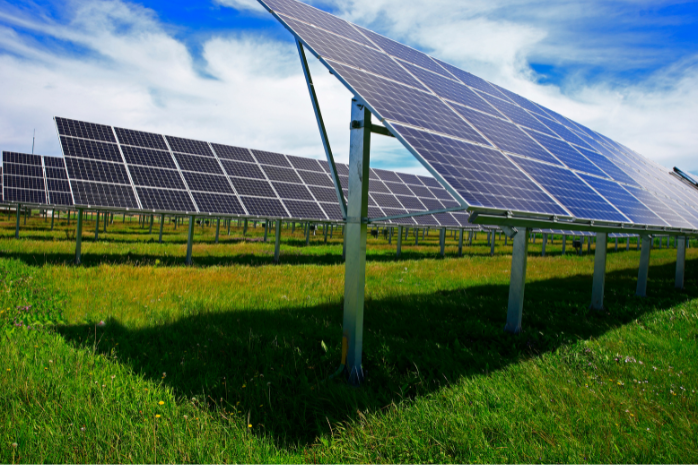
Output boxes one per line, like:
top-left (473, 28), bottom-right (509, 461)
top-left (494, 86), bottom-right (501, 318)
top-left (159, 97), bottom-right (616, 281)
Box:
top-left (1, 212), bottom-right (697, 463)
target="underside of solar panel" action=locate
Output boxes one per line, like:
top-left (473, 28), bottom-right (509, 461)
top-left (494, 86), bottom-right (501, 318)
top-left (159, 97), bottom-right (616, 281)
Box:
top-left (256, 0), bottom-right (698, 235)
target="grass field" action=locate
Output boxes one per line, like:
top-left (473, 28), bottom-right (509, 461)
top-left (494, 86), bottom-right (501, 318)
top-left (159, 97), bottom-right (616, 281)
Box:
top-left (1, 211), bottom-right (697, 463)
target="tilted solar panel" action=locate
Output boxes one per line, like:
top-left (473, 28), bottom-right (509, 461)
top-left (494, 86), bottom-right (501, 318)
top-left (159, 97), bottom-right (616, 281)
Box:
top-left (258, 0), bottom-right (697, 234)
top-left (53, 117), bottom-right (478, 227)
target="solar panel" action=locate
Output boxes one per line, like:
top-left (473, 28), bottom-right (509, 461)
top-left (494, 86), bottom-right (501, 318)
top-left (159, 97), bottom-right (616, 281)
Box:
top-left (2, 152), bottom-right (48, 205)
top-left (260, 0), bottom-right (698, 234)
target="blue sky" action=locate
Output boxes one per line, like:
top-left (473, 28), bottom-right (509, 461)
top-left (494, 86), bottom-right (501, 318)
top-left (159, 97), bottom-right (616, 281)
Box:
top-left (0, 0), bottom-right (697, 175)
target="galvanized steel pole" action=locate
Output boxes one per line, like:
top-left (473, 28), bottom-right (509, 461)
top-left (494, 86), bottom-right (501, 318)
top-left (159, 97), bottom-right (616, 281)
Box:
top-left (341, 99), bottom-right (371, 385)
top-left (675, 236), bottom-right (686, 290)
top-left (75, 209), bottom-right (84, 265)
top-left (636, 235), bottom-right (652, 297)
top-left (505, 227), bottom-right (529, 334)
top-left (186, 216), bottom-right (195, 266)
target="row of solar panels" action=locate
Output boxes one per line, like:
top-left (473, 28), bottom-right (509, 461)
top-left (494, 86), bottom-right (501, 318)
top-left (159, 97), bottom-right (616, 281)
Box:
top-left (259, 0), bottom-right (698, 234)
top-left (1, 116), bottom-right (484, 229)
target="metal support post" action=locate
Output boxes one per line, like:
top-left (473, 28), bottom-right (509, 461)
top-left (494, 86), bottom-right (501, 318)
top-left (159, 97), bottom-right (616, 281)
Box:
top-left (243, 219), bottom-right (248, 237)
top-left (324, 223), bottom-right (328, 244)
top-left (158, 214), bottom-right (165, 243)
top-left (148, 214), bottom-right (153, 234)
top-left (75, 209), bottom-right (84, 265)
top-left (490, 233), bottom-right (495, 256)
top-left (587, 236), bottom-right (592, 253)
top-left (24, 207), bottom-right (27, 225)
top-left (615, 238), bottom-right (618, 251)
top-left (562, 235), bottom-right (566, 254)
top-left (264, 220), bottom-right (269, 243)
top-left (227, 219), bottom-right (231, 236)
top-left (542, 233), bottom-right (547, 257)
top-left (51, 210), bottom-right (55, 231)
top-left (388, 227), bottom-right (392, 245)
top-left (469, 230), bottom-right (473, 246)
top-left (15, 205), bottom-right (21, 239)
top-left (396, 225), bottom-right (403, 258)
top-left (505, 227), bottom-right (530, 334)
top-left (186, 216), bottom-right (195, 266)
top-left (305, 222), bottom-right (310, 246)
top-left (636, 235), bottom-right (652, 297)
top-left (94, 212), bottom-right (100, 241)
top-left (439, 228), bottom-right (445, 257)
top-left (341, 99), bottom-right (371, 385)
top-left (215, 218), bottom-right (220, 244)
top-left (274, 220), bottom-right (282, 264)
top-left (591, 232), bottom-right (608, 310)
top-left (415, 227), bottom-right (419, 246)
top-left (675, 236), bottom-right (686, 290)
top-left (458, 229), bottom-right (464, 257)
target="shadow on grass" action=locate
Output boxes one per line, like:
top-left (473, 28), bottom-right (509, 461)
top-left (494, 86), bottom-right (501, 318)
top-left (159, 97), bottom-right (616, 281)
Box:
top-left (55, 258), bottom-right (698, 447)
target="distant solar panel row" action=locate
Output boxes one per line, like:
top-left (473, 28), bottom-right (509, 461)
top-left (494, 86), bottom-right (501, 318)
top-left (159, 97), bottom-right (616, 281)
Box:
top-left (47, 117), bottom-right (475, 227)
top-left (1, 152), bottom-right (72, 206)
top-left (259, 0), bottom-right (698, 233)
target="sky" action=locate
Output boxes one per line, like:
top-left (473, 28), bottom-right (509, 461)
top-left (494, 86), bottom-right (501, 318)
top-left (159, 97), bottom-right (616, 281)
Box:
top-left (0, 0), bottom-right (696, 176)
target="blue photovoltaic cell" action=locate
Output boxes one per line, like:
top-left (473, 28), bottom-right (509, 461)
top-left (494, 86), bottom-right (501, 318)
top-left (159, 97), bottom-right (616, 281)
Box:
top-left (4, 152), bottom-right (41, 165)
top-left (65, 158), bottom-right (131, 184)
top-left (183, 172), bottom-right (234, 194)
top-left (115, 127), bottom-right (168, 150)
top-left (419, 198), bottom-right (444, 211)
top-left (396, 195), bottom-right (426, 210)
top-left (262, 166), bottom-right (302, 183)
top-left (433, 59), bottom-right (507, 98)
top-left (44, 156), bottom-right (66, 168)
top-left (5, 176), bottom-right (44, 190)
top-left (356, 26), bottom-right (452, 78)
top-left (240, 196), bottom-right (289, 217)
top-left (121, 146), bottom-right (177, 170)
top-left (437, 212), bottom-right (463, 227)
top-left (129, 166), bottom-right (186, 190)
top-left (252, 150), bottom-right (292, 168)
top-left (451, 105), bottom-right (562, 165)
top-left (373, 168), bottom-right (401, 183)
top-left (406, 185), bottom-right (434, 198)
top-left (229, 177), bottom-right (276, 198)
top-left (55, 117), bottom-right (116, 143)
top-left (523, 130), bottom-right (608, 178)
top-left (401, 62), bottom-right (500, 116)
top-left (220, 160), bottom-right (266, 180)
top-left (191, 192), bottom-right (246, 215)
top-left (308, 186), bottom-right (338, 203)
top-left (394, 123), bottom-right (565, 214)
top-left (174, 153), bottom-right (224, 175)
top-left (514, 158), bottom-right (628, 222)
top-left (166, 136), bottom-right (213, 157)
top-left (477, 93), bottom-right (557, 137)
top-left (48, 192), bottom-right (73, 206)
top-left (624, 185), bottom-right (694, 229)
top-left (46, 167), bottom-right (68, 180)
top-left (71, 181), bottom-right (138, 208)
top-left (273, 182), bottom-right (314, 201)
top-left (60, 137), bottom-right (123, 163)
top-left (137, 187), bottom-right (195, 212)
top-left (327, 60), bottom-right (490, 145)
top-left (5, 163), bottom-right (42, 178)
top-left (575, 148), bottom-right (639, 187)
top-left (288, 155), bottom-right (324, 172)
top-left (371, 193), bottom-right (403, 209)
top-left (283, 200), bottom-right (327, 220)
top-left (395, 172), bottom-right (422, 186)
top-left (489, 85), bottom-right (547, 118)
top-left (280, 15), bottom-right (426, 91)
top-left (578, 174), bottom-right (665, 226)
top-left (320, 202), bottom-right (344, 220)
top-left (538, 116), bottom-right (594, 150)
top-left (297, 170), bottom-right (333, 187)
top-left (368, 179), bottom-right (389, 194)
top-left (384, 181), bottom-right (414, 196)
top-left (4, 188), bottom-right (46, 204)
top-left (47, 179), bottom-right (71, 193)
top-left (212, 144), bottom-right (256, 163)
top-left (418, 176), bottom-right (442, 188)
top-left (261, 0), bottom-right (376, 47)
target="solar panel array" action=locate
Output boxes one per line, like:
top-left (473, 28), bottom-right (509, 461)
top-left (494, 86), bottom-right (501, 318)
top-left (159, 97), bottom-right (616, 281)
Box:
top-left (259, 0), bottom-right (698, 234)
top-left (55, 117), bottom-right (476, 227)
top-left (1, 152), bottom-right (72, 206)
